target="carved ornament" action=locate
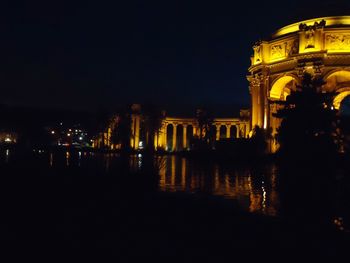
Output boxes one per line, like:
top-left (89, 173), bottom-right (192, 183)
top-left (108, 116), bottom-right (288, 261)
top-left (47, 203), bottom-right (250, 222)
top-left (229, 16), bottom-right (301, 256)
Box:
top-left (326, 34), bottom-right (350, 50)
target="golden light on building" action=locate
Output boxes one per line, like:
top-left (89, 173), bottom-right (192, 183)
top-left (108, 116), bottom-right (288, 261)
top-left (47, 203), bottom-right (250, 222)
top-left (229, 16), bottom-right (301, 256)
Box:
top-left (248, 16), bottom-right (350, 152)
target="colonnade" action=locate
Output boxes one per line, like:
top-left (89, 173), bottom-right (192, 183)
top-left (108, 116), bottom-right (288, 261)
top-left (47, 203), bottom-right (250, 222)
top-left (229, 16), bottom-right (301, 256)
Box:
top-left (129, 111), bottom-right (250, 152)
top-left (155, 117), bottom-right (250, 152)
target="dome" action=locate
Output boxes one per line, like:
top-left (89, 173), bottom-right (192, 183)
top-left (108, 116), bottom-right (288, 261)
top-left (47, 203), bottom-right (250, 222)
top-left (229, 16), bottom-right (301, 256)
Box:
top-left (273, 16), bottom-right (350, 38)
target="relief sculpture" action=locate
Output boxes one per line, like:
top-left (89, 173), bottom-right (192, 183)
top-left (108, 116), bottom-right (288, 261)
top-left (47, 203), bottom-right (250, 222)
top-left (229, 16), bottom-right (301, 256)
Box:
top-left (326, 34), bottom-right (350, 50)
top-left (253, 44), bottom-right (262, 63)
top-left (285, 39), bottom-right (299, 56)
top-left (271, 44), bottom-right (284, 59)
top-left (304, 28), bottom-right (315, 49)
top-left (299, 20), bottom-right (326, 50)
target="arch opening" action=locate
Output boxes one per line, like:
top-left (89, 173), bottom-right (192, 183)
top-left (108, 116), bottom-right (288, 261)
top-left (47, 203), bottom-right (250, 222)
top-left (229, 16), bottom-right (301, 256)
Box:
top-left (333, 90), bottom-right (350, 110)
top-left (324, 70), bottom-right (350, 92)
top-left (219, 126), bottom-right (227, 139)
top-left (230, 126), bottom-right (237, 138)
top-left (270, 76), bottom-right (298, 100)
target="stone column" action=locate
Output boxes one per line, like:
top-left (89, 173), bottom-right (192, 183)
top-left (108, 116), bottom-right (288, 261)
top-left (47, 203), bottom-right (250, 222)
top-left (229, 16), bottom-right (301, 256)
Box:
top-left (216, 125), bottom-right (220, 140)
top-left (193, 126), bottom-right (197, 137)
top-left (154, 131), bottom-right (158, 150)
top-left (236, 125), bottom-right (240, 138)
top-left (163, 124), bottom-right (167, 151)
top-left (226, 125), bottom-right (231, 139)
top-left (249, 76), bottom-right (265, 129)
top-left (130, 114), bottom-right (140, 150)
top-left (134, 115), bottom-right (140, 150)
top-left (172, 124), bottom-right (177, 151)
top-left (183, 125), bottom-right (187, 150)
top-left (130, 116), bottom-right (135, 149)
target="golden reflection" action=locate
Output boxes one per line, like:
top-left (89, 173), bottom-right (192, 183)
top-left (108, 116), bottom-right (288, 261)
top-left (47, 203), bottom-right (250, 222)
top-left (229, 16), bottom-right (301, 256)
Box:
top-left (214, 165), bottom-right (220, 191)
top-left (181, 158), bottom-right (186, 191)
top-left (158, 156), bottom-right (279, 216)
top-left (171, 156), bottom-right (176, 187)
top-left (158, 156), bottom-right (166, 191)
top-left (66, 151), bottom-right (70, 166)
top-left (5, 149), bottom-right (9, 163)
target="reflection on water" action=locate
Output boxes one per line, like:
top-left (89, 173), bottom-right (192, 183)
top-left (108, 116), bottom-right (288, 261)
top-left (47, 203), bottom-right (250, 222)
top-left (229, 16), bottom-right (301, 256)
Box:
top-left (0, 150), bottom-right (278, 215)
top-left (5, 149), bottom-right (9, 163)
top-left (129, 154), bottom-right (143, 172)
top-left (159, 156), bottom-right (279, 216)
top-left (1, 149), bottom-right (350, 228)
top-left (49, 152), bottom-right (53, 167)
top-left (66, 151), bottom-right (70, 166)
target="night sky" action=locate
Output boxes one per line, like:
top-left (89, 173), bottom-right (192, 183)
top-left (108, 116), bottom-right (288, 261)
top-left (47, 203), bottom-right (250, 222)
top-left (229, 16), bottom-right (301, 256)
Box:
top-left (0, 0), bottom-right (349, 111)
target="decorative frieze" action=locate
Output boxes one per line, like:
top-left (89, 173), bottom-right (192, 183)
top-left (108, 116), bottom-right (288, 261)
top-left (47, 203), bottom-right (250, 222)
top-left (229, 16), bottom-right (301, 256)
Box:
top-left (271, 44), bottom-right (285, 60)
top-left (325, 34), bottom-right (350, 51)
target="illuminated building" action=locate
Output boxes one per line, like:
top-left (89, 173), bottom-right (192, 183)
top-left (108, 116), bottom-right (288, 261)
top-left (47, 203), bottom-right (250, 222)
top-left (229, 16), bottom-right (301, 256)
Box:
top-left (94, 104), bottom-right (250, 151)
top-left (0, 132), bottom-right (18, 144)
top-left (130, 105), bottom-right (250, 152)
top-left (92, 116), bottom-right (120, 149)
top-left (49, 123), bottom-right (90, 148)
top-left (248, 16), bottom-right (350, 152)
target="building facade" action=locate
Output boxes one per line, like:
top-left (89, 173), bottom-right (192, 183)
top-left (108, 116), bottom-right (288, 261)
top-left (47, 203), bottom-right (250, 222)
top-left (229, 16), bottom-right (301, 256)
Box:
top-left (131, 107), bottom-right (250, 151)
top-left (94, 105), bottom-right (250, 152)
top-left (248, 16), bottom-right (350, 152)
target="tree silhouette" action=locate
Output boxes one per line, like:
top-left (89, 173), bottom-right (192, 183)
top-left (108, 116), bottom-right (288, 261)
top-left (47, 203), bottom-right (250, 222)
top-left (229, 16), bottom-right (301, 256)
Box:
top-left (110, 113), bottom-right (131, 151)
top-left (250, 125), bottom-right (270, 155)
top-left (274, 73), bottom-right (339, 159)
top-left (192, 108), bottom-right (215, 150)
top-left (196, 108), bottom-right (214, 141)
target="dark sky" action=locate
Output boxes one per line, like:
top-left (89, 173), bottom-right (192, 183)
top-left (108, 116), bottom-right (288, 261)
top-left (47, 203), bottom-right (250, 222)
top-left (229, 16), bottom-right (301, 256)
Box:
top-left (0, 0), bottom-right (349, 111)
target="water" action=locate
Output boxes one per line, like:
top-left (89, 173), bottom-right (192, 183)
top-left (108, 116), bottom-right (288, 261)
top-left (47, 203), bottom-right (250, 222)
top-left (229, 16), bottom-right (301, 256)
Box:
top-left (1, 148), bottom-right (349, 231)
top-left (2, 148), bottom-right (350, 260)
top-left (158, 156), bottom-right (279, 216)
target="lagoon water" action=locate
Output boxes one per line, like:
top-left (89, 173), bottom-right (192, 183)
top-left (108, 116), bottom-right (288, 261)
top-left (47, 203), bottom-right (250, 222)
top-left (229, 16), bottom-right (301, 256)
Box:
top-left (1, 148), bottom-right (350, 260)
top-left (1, 148), bottom-right (349, 226)
top-left (1, 149), bottom-right (279, 214)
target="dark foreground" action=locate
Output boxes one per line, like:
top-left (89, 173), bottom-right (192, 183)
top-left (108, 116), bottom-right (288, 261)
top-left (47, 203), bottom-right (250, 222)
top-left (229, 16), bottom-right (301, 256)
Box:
top-left (1, 150), bottom-right (349, 261)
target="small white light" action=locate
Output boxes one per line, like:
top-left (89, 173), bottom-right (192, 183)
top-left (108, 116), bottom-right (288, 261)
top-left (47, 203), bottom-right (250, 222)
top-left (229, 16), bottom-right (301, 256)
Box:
top-left (79, 137), bottom-right (83, 140)
top-left (51, 130), bottom-right (55, 134)
top-left (4, 138), bottom-right (11, 142)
